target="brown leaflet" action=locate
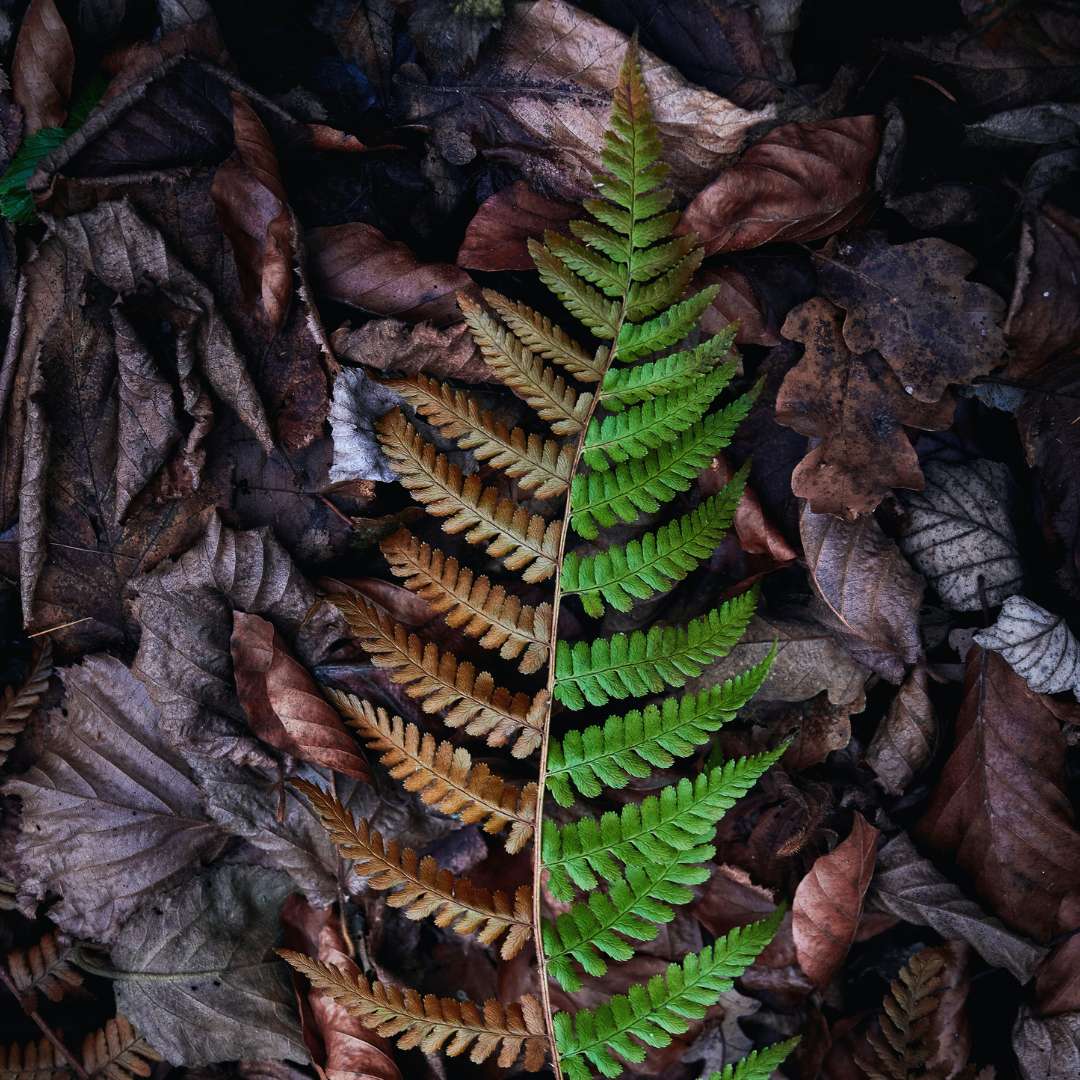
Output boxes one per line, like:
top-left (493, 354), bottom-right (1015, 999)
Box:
top-left (331, 319), bottom-right (490, 383)
top-left (1005, 203), bottom-right (1080, 380)
top-left (231, 611), bottom-right (369, 780)
top-left (698, 267), bottom-right (779, 347)
top-left (457, 181), bottom-right (576, 272)
top-left (815, 235), bottom-right (1007, 404)
top-left (308, 224), bottom-right (478, 326)
top-left (212, 92), bottom-right (294, 330)
top-left (792, 812), bottom-right (879, 989)
top-left (280, 896), bottom-right (403, 1080)
top-left (866, 665), bottom-right (937, 795)
top-left (12, 0), bottom-right (74, 134)
top-left (916, 647), bottom-right (1080, 942)
top-left (776, 297), bottom-right (954, 518)
top-left (680, 116), bottom-right (880, 255)
top-left (800, 505), bottom-right (925, 683)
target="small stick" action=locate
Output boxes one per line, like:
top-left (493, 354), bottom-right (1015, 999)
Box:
top-left (0, 967), bottom-right (91, 1080)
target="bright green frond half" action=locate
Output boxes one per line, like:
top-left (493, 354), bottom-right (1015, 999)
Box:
top-left (705, 1039), bottom-right (801, 1080)
top-left (541, 743), bottom-right (787, 901)
top-left (553, 910), bottom-right (785, 1080)
top-left (554, 586), bottom-right (759, 710)
top-left (570, 386), bottom-right (759, 541)
top-left (562, 462), bottom-right (748, 617)
top-left (546, 647), bottom-right (776, 807)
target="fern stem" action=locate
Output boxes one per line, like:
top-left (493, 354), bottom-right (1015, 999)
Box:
top-left (0, 966), bottom-right (90, 1080)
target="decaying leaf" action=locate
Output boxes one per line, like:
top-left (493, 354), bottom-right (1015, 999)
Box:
top-left (897, 459), bottom-right (1023, 612)
top-left (3, 655), bottom-right (227, 942)
top-left (776, 297), bottom-right (954, 518)
top-left (866, 666), bottom-right (937, 795)
top-left (457, 181), bottom-right (575, 272)
top-left (111, 864), bottom-right (306, 1065)
top-left (974, 595), bottom-right (1080, 699)
top-left (681, 116), bottom-right (880, 255)
top-left (330, 319), bottom-right (491, 383)
top-left (328, 368), bottom-right (400, 486)
top-left (916, 647), bottom-right (1080, 941)
top-left (1013, 1008), bottom-right (1080, 1080)
top-left (792, 812), bottom-right (879, 988)
top-left (815, 235), bottom-right (1007, 404)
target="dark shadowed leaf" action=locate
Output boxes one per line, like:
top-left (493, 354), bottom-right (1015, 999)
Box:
top-left (1013, 1008), bottom-right (1080, 1080)
top-left (866, 666), bottom-right (936, 795)
top-left (698, 267), bottom-right (779, 347)
top-left (12, 0), bottom-right (74, 134)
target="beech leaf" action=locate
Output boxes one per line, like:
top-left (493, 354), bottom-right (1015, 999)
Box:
top-left (12, 0), bottom-right (74, 134)
top-left (457, 181), bottom-right (575, 271)
top-left (974, 596), bottom-right (1080, 699)
top-left (792, 811), bottom-right (879, 988)
top-left (866, 666), bottom-right (937, 795)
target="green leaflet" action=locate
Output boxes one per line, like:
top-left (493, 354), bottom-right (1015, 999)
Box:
top-left (704, 1039), bottom-right (803, 1080)
top-left (546, 648), bottom-right (776, 808)
top-left (553, 587), bottom-right (760, 710)
top-left (616, 286), bottom-right (720, 362)
top-left (562, 462), bottom-right (749, 616)
top-left (569, 386), bottom-right (760, 541)
top-left (553, 910), bottom-right (785, 1080)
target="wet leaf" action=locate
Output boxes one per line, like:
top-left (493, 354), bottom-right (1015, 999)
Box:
top-left (12, 0), bottom-right (74, 134)
top-left (866, 666), bottom-right (937, 795)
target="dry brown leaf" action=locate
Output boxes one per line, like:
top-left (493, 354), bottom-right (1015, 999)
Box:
top-left (331, 319), bottom-right (490, 383)
top-left (792, 811), bottom-right (879, 989)
top-left (308, 223), bottom-right (478, 325)
top-left (866, 666), bottom-right (937, 795)
top-left (776, 297), bottom-right (954, 518)
top-left (212, 92), bottom-right (294, 330)
top-left (916, 647), bottom-right (1080, 941)
top-left (781, 694), bottom-right (855, 770)
top-left (12, 0), bottom-right (74, 134)
top-left (457, 181), bottom-right (575, 272)
top-left (800, 505), bottom-right (925, 682)
top-left (698, 267), bottom-right (779, 347)
top-left (681, 116), bottom-right (880, 255)
top-left (231, 612), bottom-right (369, 780)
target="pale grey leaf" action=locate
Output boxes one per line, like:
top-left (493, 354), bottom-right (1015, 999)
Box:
top-left (898, 459), bottom-right (1023, 612)
top-left (974, 596), bottom-right (1080, 699)
top-left (3, 656), bottom-right (227, 942)
top-left (112, 864), bottom-right (306, 1066)
top-left (329, 366), bottom-right (399, 485)
top-left (867, 665), bottom-right (936, 794)
top-left (967, 103), bottom-right (1080, 149)
top-left (1014, 1007), bottom-right (1080, 1080)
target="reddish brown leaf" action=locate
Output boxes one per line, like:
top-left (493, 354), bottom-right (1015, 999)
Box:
top-left (866, 665), bottom-right (937, 795)
top-left (776, 297), bottom-right (954, 518)
top-left (680, 116), bottom-right (880, 255)
top-left (792, 812), bottom-right (879, 989)
top-left (916, 647), bottom-right (1080, 941)
top-left (698, 267), bottom-right (779, 347)
top-left (211, 92), bottom-right (294, 330)
top-left (307, 224), bottom-right (478, 325)
top-left (457, 181), bottom-right (576, 271)
top-left (800, 504), bottom-right (925, 682)
top-left (331, 319), bottom-right (491, 383)
top-left (231, 611), bottom-right (369, 780)
top-left (700, 454), bottom-right (797, 562)
top-left (12, 0), bottom-right (74, 134)
top-left (1036, 917), bottom-right (1080, 1016)
top-left (781, 694), bottom-right (854, 770)
top-left (693, 864), bottom-right (777, 938)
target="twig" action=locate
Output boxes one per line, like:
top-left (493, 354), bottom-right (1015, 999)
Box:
top-left (0, 966), bottom-right (91, 1080)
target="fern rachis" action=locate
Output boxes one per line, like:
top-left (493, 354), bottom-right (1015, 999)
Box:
top-left (284, 40), bottom-right (794, 1080)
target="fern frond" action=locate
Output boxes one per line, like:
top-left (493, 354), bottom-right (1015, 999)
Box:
top-left (381, 530), bottom-right (551, 675)
top-left (81, 1018), bottom-right (160, 1080)
top-left (624, 250), bottom-right (704, 322)
top-left (582, 360), bottom-right (737, 471)
top-left (553, 911), bottom-right (784, 1080)
top-left (546, 649), bottom-right (775, 808)
top-left (293, 779), bottom-right (533, 959)
top-left (280, 953), bottom-right (547, 1070)
top-left (482, 290), bottom-right (604, 382)
top-left (530, 240), bottom-right (621, 338)
top-left (385, 374), bottom-right (572, 499)
top-left (336, 594), bottom-right (545, 756)
top-left (541, 744), bottom-right (786, 901)
top-left (0, 1041), bottom-right (64, 1080)
top-left (599, 328), bottom-right (737, 412)
top-left (0, 640), bottom-right (53, 767)
top-left (705, 1039), bottom-right (801, 1080)
top-left (617, 286), bottom-right (721, 363)
top-left (543, 844), bottom-right (714, 991)
top-left (543, 232), bottom-right (627, 297)
top-left (5, 931), bottom-right (83, 1010)
top-left (570, 388), bottom-right (759, 540)
top-left (553, 587), bottom-right (760, 710)
top-left (329, 692), bottom-right (537, 853)
top-left (376, 409), bottom-right (560, 583)
top-left (458, 296), bottom-right (593, 434)
top-left (563, 464), bottom-right (747, 617)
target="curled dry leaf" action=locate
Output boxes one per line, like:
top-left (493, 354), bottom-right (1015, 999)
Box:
top-left (815, 235), bottom-right (1007, 404)
top-left (211, 93), bottom-right (294, 330)
top-left (866, 666), bottom-right (936, 795)
top-left (1013, 1008), bottom-right (1080, 1080)
top-left (800, 505), bottom-right (925, 683)
top-left (457, 181), bottom-right (576, 271)
top-left (329, 367), bottom-right (400, 486)
top-left (231, 611), bottom-right (370, 780)
top-left (776, 297), bottom-right (954, 518)
top-left (916, 647), bottom-right (1080, 941)
top-left (974, 595), bottom-right (1080, 699)
top-left (792, 811), bottom-right (879, 989)
top-left (308, 223), bottom-right (478, 325)
top-left (331, 319), bottom-right (490, 383)
top-left (680, 116), bottom-right (881, 255)
top-left (12, 0), bottom-right (74, 133)
top-left (869, 833), bottom-right (1047, 984)
top-left (897, 459), bottom-right (1023, 612)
